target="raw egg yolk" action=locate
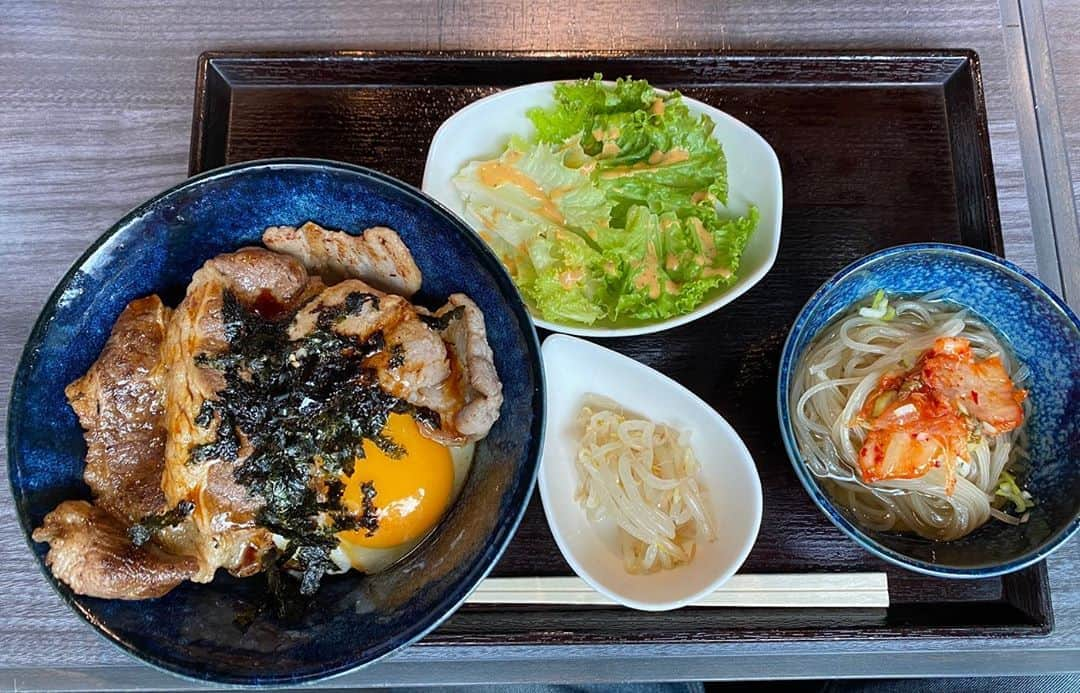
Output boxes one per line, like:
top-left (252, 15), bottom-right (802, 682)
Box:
top-left (339, 413), bottom-right (453, 549)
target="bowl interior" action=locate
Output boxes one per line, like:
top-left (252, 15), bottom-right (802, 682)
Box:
top-left (779, 244), bottom-right (1080, 575)
top-left (7, 160), bottom-right (543, 684)
top-left (538, 335), bottom-right (762, 610)
top-left (421, 81), bottom-right (783, 337)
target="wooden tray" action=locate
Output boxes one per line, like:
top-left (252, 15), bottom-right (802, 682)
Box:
top-left (190, 50), bottom-right (1052, 643)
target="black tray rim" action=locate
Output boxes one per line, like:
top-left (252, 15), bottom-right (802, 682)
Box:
top-left (187, 49), bottom-right (1048, 642)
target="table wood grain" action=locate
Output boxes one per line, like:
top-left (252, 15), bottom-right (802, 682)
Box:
top-left (1037, 0), bottom-right (1080, 298)
top-left (1043, 0), bottom-right (1080, 201)
top-left (1, 1), bottom-right (1077, 689)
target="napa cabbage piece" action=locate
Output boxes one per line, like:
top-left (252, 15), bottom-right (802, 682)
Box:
top-left (994, 470), bottom-right (1034, 513)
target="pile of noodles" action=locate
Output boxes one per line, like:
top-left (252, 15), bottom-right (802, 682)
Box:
top-left (574, 396), bottom-right (716, 573)
top-left (790, 291), bottom-right (1030, 541)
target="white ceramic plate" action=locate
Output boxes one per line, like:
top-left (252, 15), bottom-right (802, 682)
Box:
top-left (421, 80), bottom-right (783, 337)
top-left (537, 334), bottom-right (763, 610)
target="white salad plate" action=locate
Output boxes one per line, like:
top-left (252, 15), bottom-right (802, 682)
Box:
top-left (537, 334), bottom-right (763, 611)
top-left (421, 80), bottom-right (783, 337)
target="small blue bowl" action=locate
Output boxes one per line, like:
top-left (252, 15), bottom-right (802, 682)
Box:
top-left (6, 159), bottom-right (544, 685)
top-left (778, 243), bottom-right (1080, 578)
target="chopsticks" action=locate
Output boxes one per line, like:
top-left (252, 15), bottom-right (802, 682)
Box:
top-left (466, 573), bottom-right (889, 608)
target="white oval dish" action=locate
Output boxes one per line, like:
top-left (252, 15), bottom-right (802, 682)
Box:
top-left (537, 334), bottom-right (763, 610)
top-left (421, 80), bottom-right (784, 338)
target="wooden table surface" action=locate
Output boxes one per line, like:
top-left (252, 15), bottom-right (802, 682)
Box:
top-left (1, 1), bottom-right (1077, 690)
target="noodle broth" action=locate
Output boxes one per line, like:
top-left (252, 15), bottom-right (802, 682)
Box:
top-left (789, 291), bottom-right (1031, 543)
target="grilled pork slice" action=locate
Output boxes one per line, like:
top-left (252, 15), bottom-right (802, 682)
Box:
top-left (420, 294), bottom-right (504, 442)
top-left (159, 247), bottom-right (317, 581)
top-left (264, 222), bottom-right (422, 296)
top-left (35, 296), bottom-right (189, 599)
top-left (63, 295), bottom-right (172, 522)
top-left (32, 501), bottom-right (199, 600)
top-left (267, 221), bottom-right (500, 440)
top-left (288, 278), bottom-right (412, 342)
top-left (288, 282), bottom-right (502, 444)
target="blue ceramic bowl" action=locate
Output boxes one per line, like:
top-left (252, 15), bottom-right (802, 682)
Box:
top-left (778, 243), bottom-right (1080, 578)
top-left (7, 159), bottom-right (544, 685)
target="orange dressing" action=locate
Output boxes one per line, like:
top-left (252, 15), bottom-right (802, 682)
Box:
top-left (632, 241), bottom-right (662, 299)
top-left (600, 140), bottom-right (621, 158)
top-left (600, 148), bottom-right (690, 179)
top-left (689, 217), bottom-right (714, 258)
top-left (477, 161), bottom-right (564, 225)
top-left (558, 268), bottom-right (585, 288)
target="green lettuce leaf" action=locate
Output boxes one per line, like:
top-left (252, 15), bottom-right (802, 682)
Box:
top-left (518, 230), bottom-right (611, 324)
top-left (528, 74), bottom-right (657, 145)
top-left (452, 137), bottom-right (610, 244)
top-left (529, 75), bottom-right (729, 226)
top-left (600, 205), bottom-right (758, 321)
top-left (454, 75), bottom-right (759, 326)
top-left (452, 137), bottom-right (614, 324)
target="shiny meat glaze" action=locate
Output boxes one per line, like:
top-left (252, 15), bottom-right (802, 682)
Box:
top-left (159, 247), bottom-right (318, 581)
top-left (265, 222), bottom-right (422, 296)
top-left (430, 294), bottom-right (503, 440)
top-left (63, 296), bottom-right (172, 523)
top-left (32, 501), bottom-right (199, 599)
top-left (33, 223), bottom-right (504, 600)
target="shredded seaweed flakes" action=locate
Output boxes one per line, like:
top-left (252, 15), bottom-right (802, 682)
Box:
top-left (191, 289), bottom-right (432, 603)
top-left (128, 500), bottom-right (195, 547)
